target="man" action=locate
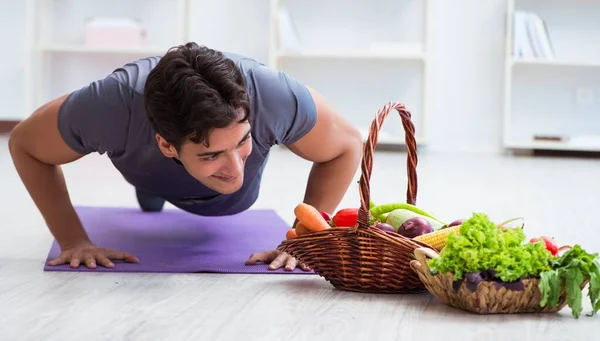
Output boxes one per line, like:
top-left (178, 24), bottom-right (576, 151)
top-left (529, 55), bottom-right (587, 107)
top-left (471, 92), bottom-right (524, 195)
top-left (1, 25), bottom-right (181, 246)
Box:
top-left (9, 43), bottom-right (363, 272)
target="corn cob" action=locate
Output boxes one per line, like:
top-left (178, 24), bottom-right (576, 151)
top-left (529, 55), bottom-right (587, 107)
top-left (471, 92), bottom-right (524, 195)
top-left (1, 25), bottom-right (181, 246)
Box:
top-left (414, 225), bottom-right (461, 250)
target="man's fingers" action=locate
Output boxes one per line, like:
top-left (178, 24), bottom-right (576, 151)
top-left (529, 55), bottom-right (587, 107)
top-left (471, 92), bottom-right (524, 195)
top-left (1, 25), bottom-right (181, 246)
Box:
top-left (283, 256), bottom-right (297, 272)
top-left (83, 253), bottom-right (97, 269)
top-left (121, 253), bottom-right (139, 263)
top-left (245, 250), bottom-right (279, 265)
top-left (300, 262), bottom-right (311, 272)
top-left (268, 252), bottom-right (290, 270)
top-left (70, 257), bottom-right (81, 269)
top-left (48, 254), bottom-right (68, 266)
top-left (46, 247), bottom-right (138, 269)
top-left (96, 254), bottom-right (114, 268)
top-left (107, 250), bottom-right (139, 264)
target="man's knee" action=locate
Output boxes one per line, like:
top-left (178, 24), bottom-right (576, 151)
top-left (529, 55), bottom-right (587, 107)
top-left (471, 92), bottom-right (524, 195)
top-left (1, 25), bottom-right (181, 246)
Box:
top-left (135, 188), bottom-right (165, 212)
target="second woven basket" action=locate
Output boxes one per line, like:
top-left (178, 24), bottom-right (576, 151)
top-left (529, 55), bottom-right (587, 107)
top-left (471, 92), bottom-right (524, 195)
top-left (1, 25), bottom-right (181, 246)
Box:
top-left (277, 101), bottom-right (436, 294)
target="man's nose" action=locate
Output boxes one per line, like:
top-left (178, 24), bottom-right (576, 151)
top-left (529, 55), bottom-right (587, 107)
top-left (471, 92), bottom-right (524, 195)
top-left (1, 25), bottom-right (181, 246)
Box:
top-left (227, 151), bottom-right (244, 176)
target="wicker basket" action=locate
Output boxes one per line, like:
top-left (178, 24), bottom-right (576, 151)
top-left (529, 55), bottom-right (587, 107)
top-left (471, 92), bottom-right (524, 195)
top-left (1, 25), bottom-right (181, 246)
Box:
top-left (277, 101), bottom-right (436, 294)
top-left (409, 247), bottom-right (590, 314)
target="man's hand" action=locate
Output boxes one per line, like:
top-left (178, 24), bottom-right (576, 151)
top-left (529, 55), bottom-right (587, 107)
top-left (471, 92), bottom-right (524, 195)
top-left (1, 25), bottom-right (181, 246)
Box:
top-left (47, 240), bottom-right (139, 269)
top-left (245, 250), bottom-right (311, 272)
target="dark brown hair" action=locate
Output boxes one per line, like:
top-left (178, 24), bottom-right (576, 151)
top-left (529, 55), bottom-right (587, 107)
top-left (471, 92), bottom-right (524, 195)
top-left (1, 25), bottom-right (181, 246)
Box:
top-left (144, 42), bottom-right (250, 150)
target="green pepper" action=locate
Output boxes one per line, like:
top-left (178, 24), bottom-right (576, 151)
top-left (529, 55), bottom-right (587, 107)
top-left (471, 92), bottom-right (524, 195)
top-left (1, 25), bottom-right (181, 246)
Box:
top-left (369, 203), bottom-right (446, 225)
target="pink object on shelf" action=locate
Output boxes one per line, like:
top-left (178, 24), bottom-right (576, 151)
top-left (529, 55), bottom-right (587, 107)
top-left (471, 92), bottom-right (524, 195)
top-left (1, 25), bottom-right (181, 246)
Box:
top-left (84, 17), bottom-right (146, 48)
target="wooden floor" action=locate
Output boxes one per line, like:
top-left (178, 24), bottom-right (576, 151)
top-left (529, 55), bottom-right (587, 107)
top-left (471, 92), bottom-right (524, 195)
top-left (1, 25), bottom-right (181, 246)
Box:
top-left (1, 134), bottom-right (599, 340)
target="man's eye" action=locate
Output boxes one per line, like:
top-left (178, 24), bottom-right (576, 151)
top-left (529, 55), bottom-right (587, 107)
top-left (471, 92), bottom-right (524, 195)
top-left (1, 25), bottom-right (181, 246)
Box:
top-left (202, 155), bottom-right (217, 161)
top-left (240, 134), bottom-right (251, 145)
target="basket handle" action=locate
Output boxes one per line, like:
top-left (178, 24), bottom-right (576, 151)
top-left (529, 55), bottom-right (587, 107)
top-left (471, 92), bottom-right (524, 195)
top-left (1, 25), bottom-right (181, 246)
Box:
top-left (357, 101), bottom-right (418, 229)
top-left (412, 247), bottom-right (439, 273)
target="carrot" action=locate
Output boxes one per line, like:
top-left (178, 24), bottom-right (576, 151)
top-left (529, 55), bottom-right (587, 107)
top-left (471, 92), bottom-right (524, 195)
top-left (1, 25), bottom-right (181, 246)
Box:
top-left (295, 222), bottom-right (310, 236)
top-left (286, 228), bottom-right (298, 240)
top-left (294, 203), bottom-right (331, 232)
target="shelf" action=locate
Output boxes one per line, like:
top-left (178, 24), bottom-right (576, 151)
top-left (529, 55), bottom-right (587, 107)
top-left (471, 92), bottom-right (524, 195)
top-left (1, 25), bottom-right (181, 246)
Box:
top-left (510, 58), bottom-right (600, 68)
top-left (36, 44), bottom-right (169, 55)
top-left (276, 50), bottom-right (426, 61)
top-left (503, 1), bottom-right (600, 153)
top-left (505, 135), bottom-right (600, 152)
top-left (276, 43), bottom-right (426, 61)
top-left (359, 128), bottom-right (404, 146)
top-left (357, 128), bottom-right (426, 146)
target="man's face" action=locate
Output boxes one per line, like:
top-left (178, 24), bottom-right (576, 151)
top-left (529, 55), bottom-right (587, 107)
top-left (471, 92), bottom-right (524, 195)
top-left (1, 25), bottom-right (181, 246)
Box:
top-left (157, 120), bottom-right (253, 195)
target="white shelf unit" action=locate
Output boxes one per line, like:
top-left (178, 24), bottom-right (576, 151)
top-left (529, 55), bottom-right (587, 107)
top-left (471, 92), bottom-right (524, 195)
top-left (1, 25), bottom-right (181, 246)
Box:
top-left (503, 0), bottom-right (600, 152)
top-left (22, 0), bottom-right (430, 148)
top-left (25, 0), bottom-right (189, 115)
top-left (268, 0), bottom-right (431, 147)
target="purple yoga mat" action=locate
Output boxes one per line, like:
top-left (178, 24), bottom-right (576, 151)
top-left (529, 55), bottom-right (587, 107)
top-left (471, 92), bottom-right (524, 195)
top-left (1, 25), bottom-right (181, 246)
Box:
top-left (44, 206), bottom-right (313, 274)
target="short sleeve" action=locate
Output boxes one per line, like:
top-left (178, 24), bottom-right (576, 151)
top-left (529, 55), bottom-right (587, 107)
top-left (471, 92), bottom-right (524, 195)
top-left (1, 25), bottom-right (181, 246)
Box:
top-left (57, 74), bottom-right (133, 157)
top-left (248, 64), bottom-right (317, 147)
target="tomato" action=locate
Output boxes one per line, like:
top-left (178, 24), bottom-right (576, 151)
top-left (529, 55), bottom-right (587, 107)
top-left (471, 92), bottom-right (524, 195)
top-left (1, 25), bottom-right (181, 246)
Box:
top-left (530, 236), bottom-right (559, 256)
top-left (332, 208), bottom-right (359, 227)
top-left (319, 211), bottom-right (332, 223)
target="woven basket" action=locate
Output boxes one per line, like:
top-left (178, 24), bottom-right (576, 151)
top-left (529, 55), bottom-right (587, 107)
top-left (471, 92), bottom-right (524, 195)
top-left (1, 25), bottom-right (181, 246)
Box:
top-left (277, 101), bottom-right (436, 294)
top-left (409, 247), bottom-right (589, 314)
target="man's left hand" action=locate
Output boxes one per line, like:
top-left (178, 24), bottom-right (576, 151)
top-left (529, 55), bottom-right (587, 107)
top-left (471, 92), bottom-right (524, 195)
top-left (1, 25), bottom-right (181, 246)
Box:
top-left (245, 250), bottom-right (311, 272)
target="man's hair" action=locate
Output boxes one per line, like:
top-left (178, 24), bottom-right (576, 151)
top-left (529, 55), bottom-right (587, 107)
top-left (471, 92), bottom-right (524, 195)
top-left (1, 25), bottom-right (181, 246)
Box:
top-left (144, 42), bottom-right (250, 150)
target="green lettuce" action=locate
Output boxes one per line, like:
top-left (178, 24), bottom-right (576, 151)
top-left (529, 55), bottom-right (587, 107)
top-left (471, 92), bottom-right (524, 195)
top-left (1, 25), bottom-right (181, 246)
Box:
top-left (427, 213), bottom-right (553, 282)
top-left (427, 213), bottom-right (600, 319)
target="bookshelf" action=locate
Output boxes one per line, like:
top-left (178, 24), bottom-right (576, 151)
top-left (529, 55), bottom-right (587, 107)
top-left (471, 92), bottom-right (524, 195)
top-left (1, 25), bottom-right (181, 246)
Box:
top-left (23, 0), bottom-right (188, 116)
top-left (17, 0), bottom-right (429, 148)
top-left (269, 0), bottom-right (431, 147)
top-left (503, 0), bottom-right (600, 152)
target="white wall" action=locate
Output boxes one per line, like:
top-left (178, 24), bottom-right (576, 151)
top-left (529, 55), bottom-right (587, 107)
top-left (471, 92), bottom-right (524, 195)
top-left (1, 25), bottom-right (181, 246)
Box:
top-left (0, 0), bottom-right (509, 154)
top-left (426, 0), bottom-right (507, 153)
top-left (0, 0), bottom-right (28, 121)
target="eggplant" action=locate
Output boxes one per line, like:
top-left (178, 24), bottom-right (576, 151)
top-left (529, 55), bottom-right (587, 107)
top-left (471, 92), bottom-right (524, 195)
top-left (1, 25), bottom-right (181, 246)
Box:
top-left (464, 272), bottom-right (483, 292)
top-left (397, 217), bottom-right (433, 238)
top-left (453, 269), bottom-right (525, 293)
top-left (493, 279), bottom-right (525, 292)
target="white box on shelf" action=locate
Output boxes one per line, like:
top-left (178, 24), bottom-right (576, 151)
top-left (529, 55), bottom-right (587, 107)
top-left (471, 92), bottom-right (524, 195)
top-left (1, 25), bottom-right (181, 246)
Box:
top-left (84, 17), bottom-right (146, 48)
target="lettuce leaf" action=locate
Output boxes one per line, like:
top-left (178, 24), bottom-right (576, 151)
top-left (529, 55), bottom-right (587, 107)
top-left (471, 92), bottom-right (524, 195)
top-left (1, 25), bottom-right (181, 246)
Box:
top-left (539, 245), bottom-right (600, 318)
top-left (427, 213), bottom-right (553, 281)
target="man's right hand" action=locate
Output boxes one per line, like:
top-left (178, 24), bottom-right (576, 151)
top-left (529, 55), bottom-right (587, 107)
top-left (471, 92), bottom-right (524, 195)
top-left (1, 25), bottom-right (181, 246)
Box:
top-left (9, 95), bottom-right (140, 271)
top-left (47, 240), bottom-right (139, 269)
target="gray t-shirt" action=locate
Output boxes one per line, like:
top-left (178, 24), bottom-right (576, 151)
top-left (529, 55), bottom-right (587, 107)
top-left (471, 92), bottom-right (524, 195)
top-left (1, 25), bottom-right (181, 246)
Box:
top-left (57, 52), bottom-right (317, 216)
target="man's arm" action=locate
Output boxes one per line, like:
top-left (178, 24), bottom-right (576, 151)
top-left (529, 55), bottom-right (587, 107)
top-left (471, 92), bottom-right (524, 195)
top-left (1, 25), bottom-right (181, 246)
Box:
top-left (9, 94), bottom-right (91, 249)
top-left (286, 87), bottom-right (363, 218)
top-left (9, 72), bottom-right (138, 269)
top-left (245, 86), bottom-right (362, 271)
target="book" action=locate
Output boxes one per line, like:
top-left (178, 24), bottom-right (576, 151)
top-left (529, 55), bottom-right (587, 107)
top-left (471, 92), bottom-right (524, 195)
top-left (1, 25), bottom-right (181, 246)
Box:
top-left (513, 11), bottom-right (554, 60)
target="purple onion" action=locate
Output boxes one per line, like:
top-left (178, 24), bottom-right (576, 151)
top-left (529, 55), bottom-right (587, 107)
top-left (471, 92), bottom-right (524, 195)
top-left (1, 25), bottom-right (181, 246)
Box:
top-left (376, 223), bottom-right (396, 233)
top-left (448, 219), bottom-right (465, 227)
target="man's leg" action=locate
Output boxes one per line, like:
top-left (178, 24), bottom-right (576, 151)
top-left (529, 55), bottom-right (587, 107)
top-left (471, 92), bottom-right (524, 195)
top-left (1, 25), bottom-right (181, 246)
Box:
top-left (135, 188), bottom-right (165, 212)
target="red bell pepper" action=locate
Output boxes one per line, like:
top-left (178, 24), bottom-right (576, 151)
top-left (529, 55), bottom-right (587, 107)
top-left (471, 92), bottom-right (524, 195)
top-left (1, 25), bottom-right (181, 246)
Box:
top-left (319, 211), bottom-right (332, 223)
top-left (332, 208), bottom-right (359, 227)
top-left (530, 236), bottom-right (559, 256)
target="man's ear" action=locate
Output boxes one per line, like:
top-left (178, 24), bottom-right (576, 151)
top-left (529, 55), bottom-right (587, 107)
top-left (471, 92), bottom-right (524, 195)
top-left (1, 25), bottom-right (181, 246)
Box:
top-left (155, 134), bottom-right (179, 158)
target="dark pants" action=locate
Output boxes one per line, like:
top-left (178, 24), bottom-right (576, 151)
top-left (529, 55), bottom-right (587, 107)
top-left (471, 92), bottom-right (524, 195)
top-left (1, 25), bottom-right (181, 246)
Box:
top-left (135, 188), bottom-right (165, 212)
